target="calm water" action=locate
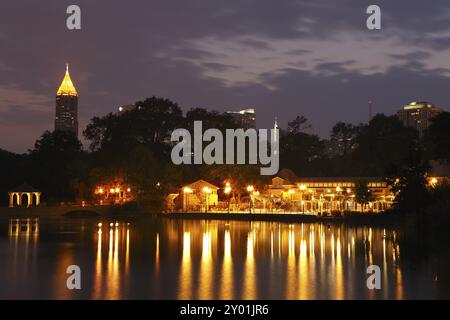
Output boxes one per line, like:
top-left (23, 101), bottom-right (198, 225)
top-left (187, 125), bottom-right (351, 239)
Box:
top-left (0, 215), bottom-right (448, 299)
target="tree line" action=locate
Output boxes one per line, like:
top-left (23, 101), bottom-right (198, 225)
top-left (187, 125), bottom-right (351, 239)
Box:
top-left (1, 96), bottom-right (449, 212)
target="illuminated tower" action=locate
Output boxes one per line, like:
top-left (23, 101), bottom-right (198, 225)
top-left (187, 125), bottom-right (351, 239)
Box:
top-left (55, 64), bottom-right (78, 137)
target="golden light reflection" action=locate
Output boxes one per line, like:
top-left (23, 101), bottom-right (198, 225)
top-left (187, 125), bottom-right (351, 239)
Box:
top-left (178, 232), bottom-right (192, 299)
top-left (155, 233), bottom-right (160, 275)
top-left (93, 226), bottom-right (102, 299)
top-left (285, 227), bottom-right (296, 299)
top-left (105, 226), bottom-right (120, 299)
top-left (298, 239), bottom-right (308, 299)
top-left (219, 230), bottom-right (234, 299)
top-left (242, 232), bottom-right (256, 300)
top-left (335, 235), bottom-right (344, 300)
top-left (83, 220), bottom-right (405, 300)
top-left (198, 231), bottom-right (213, 299)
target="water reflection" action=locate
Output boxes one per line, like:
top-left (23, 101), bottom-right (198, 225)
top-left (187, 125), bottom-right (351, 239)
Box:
top-left (92, 222), bottom-right (130, 299)
top-left (178, 232), bottom-right (192, 299)
top-left (1, 217), bottom-right (429, 299)
top-left (198, 230), bottom-right (213, 299)
top-left (219, 229), bottom-right (233, 299)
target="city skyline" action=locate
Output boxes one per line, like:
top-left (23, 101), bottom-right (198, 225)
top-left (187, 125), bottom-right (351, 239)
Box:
top-left (2, 1), bottom-right (450, 152)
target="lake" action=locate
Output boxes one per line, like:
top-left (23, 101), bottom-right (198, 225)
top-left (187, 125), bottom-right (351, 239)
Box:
top-left (0, 215), bottom-right (448, 299)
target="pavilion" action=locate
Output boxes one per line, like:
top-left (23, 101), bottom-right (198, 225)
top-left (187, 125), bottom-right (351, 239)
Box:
top-left (8, 183), bottom-right (42, 208)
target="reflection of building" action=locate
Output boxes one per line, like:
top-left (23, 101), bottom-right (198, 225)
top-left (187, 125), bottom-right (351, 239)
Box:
top-left (55, 64), bottom-right (78, 137)
top-left (267, 176), bottom-right (393, 213)
top-left (177, 180), bottom-right (219, 212)
top-left (396, 101), bottom-right (443, 136)
top-left (8, 183), bottom-right (41, 208)
top-left (226, 108), bottom-right (256, 129)
top-left (9, 218), bottom-right (39, 236)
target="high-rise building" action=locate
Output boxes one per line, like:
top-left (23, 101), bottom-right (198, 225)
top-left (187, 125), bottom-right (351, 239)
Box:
top-left (55, 64), bottom-right (78, 137)
top-left (396, 101), bottom-right (442, 136)
top-left (226, 108), bottom-right (256, 128)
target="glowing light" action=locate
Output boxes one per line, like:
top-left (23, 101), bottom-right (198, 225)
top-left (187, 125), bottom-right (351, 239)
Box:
top-left (430, 177), bottom-right (438, 186)
top-left (183, 187), bottom-right (193, 194)
top-left (126, 188), bottom-right (131, 192)
top-left (57, 63), bottom-right (78, 96)
top-left (224, 182), bottom-right (232, 194)
top-left (203, 187), bottom-right (212, 194)
top-left (299, 184), bottom-right (307, 191)
top-left (246, 185), bottom-right (255, 192)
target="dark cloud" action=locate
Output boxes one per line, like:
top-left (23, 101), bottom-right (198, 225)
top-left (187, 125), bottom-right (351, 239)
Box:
top-left (389, 51), bottom-right (431, 61)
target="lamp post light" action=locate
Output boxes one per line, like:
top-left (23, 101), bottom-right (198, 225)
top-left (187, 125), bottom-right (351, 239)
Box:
top-left (336, 186), bottom-right (343, 212)
top-left (247, 185), bottom-right (254, 214)
top-left (183, 187), bottom-right (193, 212)
top-left (224, 182), bottom-right (232, 214)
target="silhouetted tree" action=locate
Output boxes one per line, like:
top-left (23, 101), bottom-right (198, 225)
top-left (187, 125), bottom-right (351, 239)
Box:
top-left (427, 112), bottom-right (450, 163)
top-left (387, 149), bottom-right (431, 213)
top-left (30, 130), bottom-right (83, 202)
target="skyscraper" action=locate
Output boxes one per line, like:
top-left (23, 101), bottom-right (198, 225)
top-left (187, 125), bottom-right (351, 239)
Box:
top-left (226, 108), bottom-right (256, 129)
top-left (55, 64), bottom-right (78, 137)
top-left (396, 101), bottom-right (442, 137)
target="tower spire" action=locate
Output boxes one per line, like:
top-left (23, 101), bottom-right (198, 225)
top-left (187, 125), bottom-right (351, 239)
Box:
top-left (57, 63), bottom-right (77, 96)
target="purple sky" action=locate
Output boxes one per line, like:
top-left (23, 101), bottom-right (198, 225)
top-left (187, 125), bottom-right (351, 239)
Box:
top-left (1, 0), bottom-right (450, 153)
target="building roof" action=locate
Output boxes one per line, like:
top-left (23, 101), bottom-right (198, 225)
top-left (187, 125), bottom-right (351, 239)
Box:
top-left (184, 180), bottom-right (220, 190)
top-left (9, 182), bottom-right (41, 193)
top-left (403, 101), bottom-right (437, 110)
top-left (57, 64), bottom-right (78, 96)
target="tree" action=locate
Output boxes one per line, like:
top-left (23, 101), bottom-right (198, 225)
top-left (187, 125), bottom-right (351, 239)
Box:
top-left (30, 130), bottom-right (83, 202)
top-left (354, 179), bottom-right (374, 212)
top-left (287, 115), bottom-right (312, 134)
top-left (352, 114), bottom-right (418, 176)
top-left (427, 112), bottom-right (450, 163)
top-left (330, 122), bottom-right (360, 157)
top-left (280, 115), bottom-right (324, 176)
top-left (84, 96), bottom-right (183, 161)
top-left (387, 149), bottom-right (431, 212)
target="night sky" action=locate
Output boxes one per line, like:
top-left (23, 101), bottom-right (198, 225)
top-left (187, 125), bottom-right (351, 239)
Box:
top-left (1, 0), bottom-right (450, 152)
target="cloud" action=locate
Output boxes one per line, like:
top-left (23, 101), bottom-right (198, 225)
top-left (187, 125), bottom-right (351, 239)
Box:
top-left (389, 51), bottom-right (431, 61)
top-left (1, 0), bottom-right (450, 152)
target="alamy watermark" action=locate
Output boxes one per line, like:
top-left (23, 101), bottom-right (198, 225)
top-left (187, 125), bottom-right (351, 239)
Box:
top-left (66, 265), bottom-right (81, 290)
top-left (171, 121), bottom-right (279, 176)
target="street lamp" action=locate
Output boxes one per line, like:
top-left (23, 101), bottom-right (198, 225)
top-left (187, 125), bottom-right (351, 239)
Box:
top-left (247, 185), bottom-right (255, 214)
top-left (183, 187), bottom-right (193, 212)
top-left (224, 182), bottom-right (232, 213)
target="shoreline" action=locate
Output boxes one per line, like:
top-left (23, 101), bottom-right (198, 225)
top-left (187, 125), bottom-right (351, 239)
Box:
top-left (0, 205), bottom-right (402, 227)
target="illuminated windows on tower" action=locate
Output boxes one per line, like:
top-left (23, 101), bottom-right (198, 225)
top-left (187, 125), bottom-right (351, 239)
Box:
top-left (55, 64), bottom-right (78, 137)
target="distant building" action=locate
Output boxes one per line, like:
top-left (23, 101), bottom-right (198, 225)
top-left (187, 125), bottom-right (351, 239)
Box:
top-left (117, 104), bottom-right (136, 114)
top-left (396, 101), bottom-right (443, 136)
top-left (226, 108), bottom-right (256, 128)
top-left (55, 64), bottom-right (78, 137)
